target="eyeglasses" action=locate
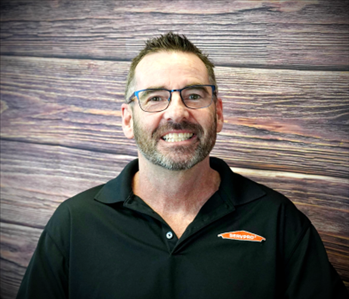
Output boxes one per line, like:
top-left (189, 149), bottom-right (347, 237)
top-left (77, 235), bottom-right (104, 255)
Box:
top-left (127, 85), bottom-right (216, 113)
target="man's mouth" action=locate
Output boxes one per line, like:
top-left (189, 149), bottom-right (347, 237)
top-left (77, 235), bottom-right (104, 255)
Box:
top-left (162, 132), bottom-right (194, 142)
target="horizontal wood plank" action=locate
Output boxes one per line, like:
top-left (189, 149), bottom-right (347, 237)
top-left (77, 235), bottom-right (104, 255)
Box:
top-left (1, 56), bottom-right (348, 178)
top-left (1, 0), bottom-right (348, 69)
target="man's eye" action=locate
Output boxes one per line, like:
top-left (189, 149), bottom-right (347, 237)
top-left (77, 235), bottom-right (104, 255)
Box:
top-left (148, 96), bottom-right (163, 102)
top-left (188, 94), bottom-right (202, 100)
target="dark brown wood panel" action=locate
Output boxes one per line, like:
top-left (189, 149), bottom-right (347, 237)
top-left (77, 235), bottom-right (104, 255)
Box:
top-left (1, 1), bottom-right (348, 68)
top-left (1, 56), bottom-right (348, 178)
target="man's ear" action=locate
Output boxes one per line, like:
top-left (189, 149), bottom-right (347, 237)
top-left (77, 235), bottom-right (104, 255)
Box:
top-left (215, 97), bottom-right (224, 133)
top-left (121, 103), bottom-right (134, 139)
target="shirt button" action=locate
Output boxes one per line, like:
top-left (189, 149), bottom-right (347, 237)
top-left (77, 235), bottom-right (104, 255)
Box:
top-left (166, 231), bottom-right (173, 239)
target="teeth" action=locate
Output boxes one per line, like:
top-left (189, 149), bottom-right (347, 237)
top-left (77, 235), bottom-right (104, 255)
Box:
top-left (163, 133), bottom-right (193, 142)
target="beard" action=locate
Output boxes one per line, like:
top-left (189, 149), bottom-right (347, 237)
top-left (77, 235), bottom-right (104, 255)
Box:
top-left (133, 114), bottom-right (217, 171)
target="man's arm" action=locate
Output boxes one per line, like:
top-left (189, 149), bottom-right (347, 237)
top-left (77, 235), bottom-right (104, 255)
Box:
top-left (16, 230), bottom-right (68, 299)
top-left (16, 203), bottom-right (70, 299)
top-left (283, 223), bottom-right (348, 298)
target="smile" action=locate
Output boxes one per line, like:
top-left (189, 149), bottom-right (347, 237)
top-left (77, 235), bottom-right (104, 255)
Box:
top-left (162, 132), bottom-right (194, 142)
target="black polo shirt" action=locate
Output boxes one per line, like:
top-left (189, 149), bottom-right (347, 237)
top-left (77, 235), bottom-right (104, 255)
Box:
top-left (17, 158), bottom-right (348, 299)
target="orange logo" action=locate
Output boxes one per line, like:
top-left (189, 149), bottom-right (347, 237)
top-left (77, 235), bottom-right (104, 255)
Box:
top-left (218, 230), bottom-right (266, 242)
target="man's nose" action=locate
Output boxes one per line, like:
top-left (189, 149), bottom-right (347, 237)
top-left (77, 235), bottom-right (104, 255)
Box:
top-left (163, 91), bottom-right (189, 122)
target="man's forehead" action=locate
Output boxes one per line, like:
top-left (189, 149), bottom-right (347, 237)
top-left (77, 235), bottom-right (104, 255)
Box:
top-left (134, 51), bottom-right (209, 87)
top-left (135, 51), bottom-right (207, 76)
top-left (135, 51), bottom-right (206, 73)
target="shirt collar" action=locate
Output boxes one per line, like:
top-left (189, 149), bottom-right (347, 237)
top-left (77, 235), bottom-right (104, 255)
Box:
top-left (95, 157), bottom-right (266, 206)
top-left (95, 159), bottom-right (138, 204)
top-left (209, 157), bottom-right (266, 206)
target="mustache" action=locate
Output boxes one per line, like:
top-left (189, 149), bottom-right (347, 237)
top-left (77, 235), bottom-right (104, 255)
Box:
top-left (153, 120), bottom-right (204, 138)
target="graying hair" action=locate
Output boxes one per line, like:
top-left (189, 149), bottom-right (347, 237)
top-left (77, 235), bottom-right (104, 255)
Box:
top-left (125, 32), bottom-right (217, 102)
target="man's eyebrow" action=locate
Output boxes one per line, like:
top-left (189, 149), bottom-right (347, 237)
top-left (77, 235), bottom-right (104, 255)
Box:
top-left (185, 82), bottom-right (207, 87)
top-left (143, 83), bottom-right (207, 90)
top-left (143, 86), bottom-right (166, 90)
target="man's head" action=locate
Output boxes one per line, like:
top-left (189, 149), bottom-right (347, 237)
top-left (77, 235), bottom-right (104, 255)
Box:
top-left (125, 32), bottom-right (217, 102)
top-left (122, 33), bottom-right (223, 171)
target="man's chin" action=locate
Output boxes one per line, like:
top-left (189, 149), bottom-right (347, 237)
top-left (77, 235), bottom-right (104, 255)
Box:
top-left (136, 136), bottom-right (213, 171)
top-left (146, 151), bottom-right (205, 171)
top-left (154, 159), bottom-right (200, 171)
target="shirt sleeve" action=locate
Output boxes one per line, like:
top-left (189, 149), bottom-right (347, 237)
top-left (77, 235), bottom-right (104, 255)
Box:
top-left (16, 203), bottom-right (70, 299)
top-left (283, 223), bottom-right (349, 298)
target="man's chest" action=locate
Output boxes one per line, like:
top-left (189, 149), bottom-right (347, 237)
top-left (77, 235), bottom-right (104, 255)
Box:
top-left (67, 207), bottom-right (280, 299)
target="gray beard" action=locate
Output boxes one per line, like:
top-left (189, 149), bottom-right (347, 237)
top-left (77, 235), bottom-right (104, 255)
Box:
top-left (133, 118), bottom-right (217, 171)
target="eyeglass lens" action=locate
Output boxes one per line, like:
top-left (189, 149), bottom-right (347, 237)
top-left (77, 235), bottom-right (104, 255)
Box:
top-left (138, 86), bottom-right (213, 112)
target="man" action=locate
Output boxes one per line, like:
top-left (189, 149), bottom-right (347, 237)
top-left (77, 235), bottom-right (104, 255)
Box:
top-left (17, 32), bottom-right (348, 298)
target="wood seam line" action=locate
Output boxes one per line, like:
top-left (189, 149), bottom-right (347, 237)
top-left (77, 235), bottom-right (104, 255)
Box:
top-left (230, 167), bottom-right (349, 184)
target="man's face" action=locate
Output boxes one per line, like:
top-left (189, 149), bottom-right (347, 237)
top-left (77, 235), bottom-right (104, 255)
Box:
top-left (124, 51), bottom-right (223, 171)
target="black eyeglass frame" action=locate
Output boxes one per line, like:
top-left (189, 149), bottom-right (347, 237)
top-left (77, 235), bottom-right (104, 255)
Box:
top-left (127, 84), bottom-right (216, 113)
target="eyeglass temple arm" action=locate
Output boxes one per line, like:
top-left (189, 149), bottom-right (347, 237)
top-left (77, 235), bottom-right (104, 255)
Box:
top-left (127, 92), bottom-right (136, 103)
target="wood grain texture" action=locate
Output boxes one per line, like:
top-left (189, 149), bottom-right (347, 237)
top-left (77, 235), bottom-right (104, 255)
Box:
top-left (1, 0), bottom-right (348, 297)
top-left (1, 0), bottom-right (348, 69)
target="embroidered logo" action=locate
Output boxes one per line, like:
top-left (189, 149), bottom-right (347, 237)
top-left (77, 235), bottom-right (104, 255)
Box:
top-left (218, 230), bottom-right (266, 242)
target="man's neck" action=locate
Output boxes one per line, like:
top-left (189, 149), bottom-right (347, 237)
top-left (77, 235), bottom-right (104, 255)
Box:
top-left (132, 156), bottom-right (221, 238)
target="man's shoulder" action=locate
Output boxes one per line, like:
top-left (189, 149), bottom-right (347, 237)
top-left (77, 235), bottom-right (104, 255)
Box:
top-left (212, 157), bottom-right (292, 206)
top-left (212, 157), bottom-right (308, 223)
top-left (59, 183), bottom-right (106, 210)
top-left (233, 170), bottom-right (305, 216)
top-left (69, 183), bottom-right (105, 202)
top-left (46, 184), bottom-right (106, 224)
top-left (233, 171), bottom-right (312, 237)
top-left (45, 159), bottom-right (137, 232)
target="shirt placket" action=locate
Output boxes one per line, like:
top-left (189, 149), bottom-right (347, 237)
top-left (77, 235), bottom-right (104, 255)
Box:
top-left (124, 192), bottom-right (235, 254)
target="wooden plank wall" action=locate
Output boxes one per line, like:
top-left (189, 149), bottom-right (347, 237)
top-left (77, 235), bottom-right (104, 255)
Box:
top-left (1, 0), bottom-right (348, 297)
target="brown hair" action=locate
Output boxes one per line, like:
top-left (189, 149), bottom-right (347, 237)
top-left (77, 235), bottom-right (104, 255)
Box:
top-left (125, 32), bottom-right (217, 101)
